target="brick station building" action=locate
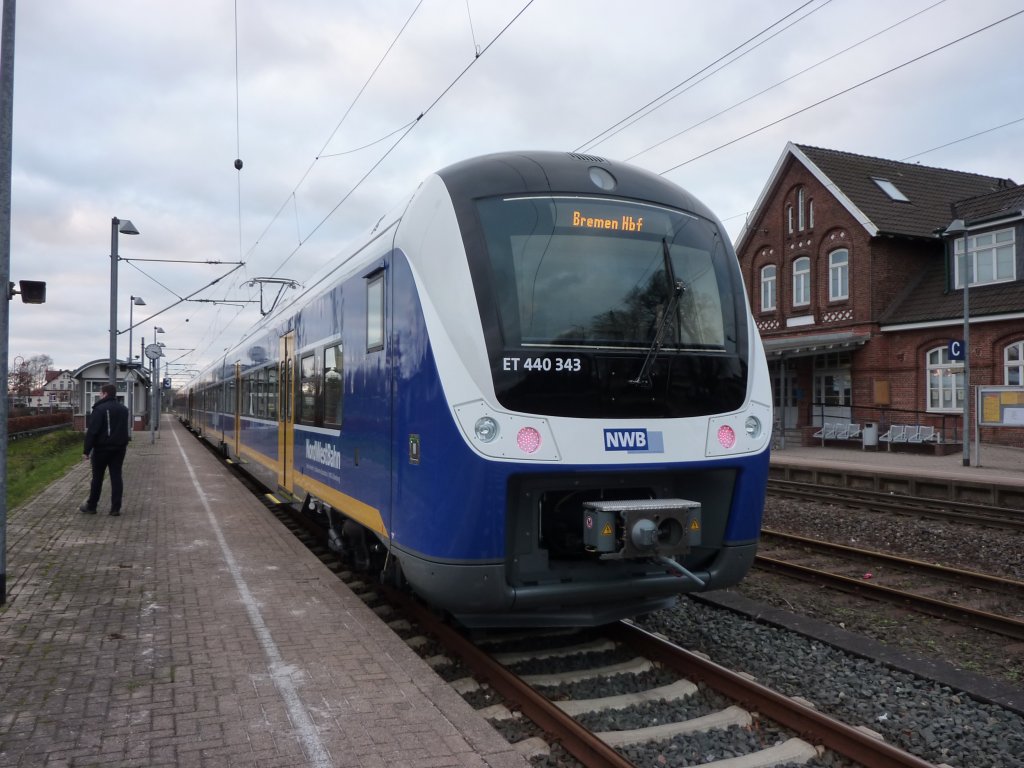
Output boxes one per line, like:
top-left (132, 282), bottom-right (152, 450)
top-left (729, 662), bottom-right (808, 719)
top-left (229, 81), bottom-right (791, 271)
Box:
top-left (735, 142), bottom-right (1024, 450)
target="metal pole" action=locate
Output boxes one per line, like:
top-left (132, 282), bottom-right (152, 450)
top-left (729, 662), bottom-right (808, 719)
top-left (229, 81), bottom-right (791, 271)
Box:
top-left (962, 230), bottom-right (971, 467)
top-left (109, 217), bottom-right (119, 385)
top-left (127, 299), bottom-right (134, 428)
top-left (150, 347), bottom-right (156, 444)
top-left (0, 0), bottom-right (16, 605)
top-left (974, 386), bottom-right (982, 468)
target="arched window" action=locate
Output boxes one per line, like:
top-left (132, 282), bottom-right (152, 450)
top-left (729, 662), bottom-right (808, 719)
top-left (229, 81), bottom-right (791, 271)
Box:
top-left (829, 248), bottom-right (849, 301)
top-left (786, 205), bottom-right (794, 234)
top-left (760, 265), bottom-right (777, 311)
top-left (927, 346), bottom-right (963, 412)
top-left (808, 199), bottom-right (814, 229)
top-left (797, 188), bottom-right (805, 231)
top-left (1006, 341), bottom-right (1024, 386)
top-left (792, 256), bottom-right (810, 307)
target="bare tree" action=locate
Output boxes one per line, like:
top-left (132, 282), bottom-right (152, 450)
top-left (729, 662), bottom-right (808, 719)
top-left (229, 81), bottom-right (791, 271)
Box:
top-left (7, 354), bottom-right (53, 397)
top-left (24, 354), bottom-right (53, 391)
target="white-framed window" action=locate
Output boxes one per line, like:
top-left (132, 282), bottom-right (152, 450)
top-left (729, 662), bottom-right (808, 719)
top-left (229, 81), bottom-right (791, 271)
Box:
top-left (808, 199), bottom-right (814, 229)
top-left (797, 188), bottom-right (806, 231)
top-left (927, 346), bottom-right (963, 412)
top-left (829, 248), bottom-right (849, 301)
top-left (786, 205), bottom-right (794, 234)
top-left (760, 265), bottom-right (777, 311)
top-left (792, 256), bottom-right (810, 307)
top-left (366, 272), bottom-right (385, 351)
top-left (813, 352), bottom-right (852, 408)
top-left (873, 177), bottom-right (910, 202)
top-left (954, 227), bottom-right (1016, 288)
top-left (1006, 341), bottom-right (1024, 386)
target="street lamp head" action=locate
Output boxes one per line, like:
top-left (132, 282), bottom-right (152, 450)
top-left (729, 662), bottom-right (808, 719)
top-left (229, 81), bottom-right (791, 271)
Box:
top-left (154, 326), bottom-right (165, 333)
top-left (132, 296), bottom-right (146, 306)
top-left (118, 219), bottom-right (140, 236)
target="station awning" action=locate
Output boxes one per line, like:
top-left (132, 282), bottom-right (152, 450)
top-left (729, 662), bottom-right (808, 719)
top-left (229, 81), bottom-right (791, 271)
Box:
top-left (761, 331), bottom-right (871, 360)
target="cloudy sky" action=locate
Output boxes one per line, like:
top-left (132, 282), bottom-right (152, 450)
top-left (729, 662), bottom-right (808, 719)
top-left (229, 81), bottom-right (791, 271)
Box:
top-left (5, 0), bottom-right (1023, 381)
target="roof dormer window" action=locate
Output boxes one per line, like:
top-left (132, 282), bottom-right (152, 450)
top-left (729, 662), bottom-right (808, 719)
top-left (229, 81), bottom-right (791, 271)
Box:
top-left (872, 177), bottom-right (909, 202)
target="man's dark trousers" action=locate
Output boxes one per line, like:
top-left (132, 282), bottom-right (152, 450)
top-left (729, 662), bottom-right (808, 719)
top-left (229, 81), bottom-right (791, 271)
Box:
top-left (87, 446), bottom-right (127, 512)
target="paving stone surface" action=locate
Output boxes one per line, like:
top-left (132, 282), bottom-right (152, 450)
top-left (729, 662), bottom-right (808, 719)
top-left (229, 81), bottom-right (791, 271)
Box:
top-left (0, 417), bottom-right (528, 768)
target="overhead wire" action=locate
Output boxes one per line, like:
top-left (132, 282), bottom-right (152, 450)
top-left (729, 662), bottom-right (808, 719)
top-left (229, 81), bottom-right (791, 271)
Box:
top-left (193, 1), bottom-right (535, 361)
top-left (234, 0), bottom-right (244, 264)
top-left (901, 115), bottom-right (1024, 162)
top-left (182, 1), bottom-right (428, 368)
top-left (626, 0), bottom-right (949, 162)
top-left (241, 0), bottom-right (425, 265)
top-left (265, 0), bottom-right (535, 279)
top-left (658, 8), bottom-right (1024, 176)
top-left (574, 0), bottom-right (827, 154)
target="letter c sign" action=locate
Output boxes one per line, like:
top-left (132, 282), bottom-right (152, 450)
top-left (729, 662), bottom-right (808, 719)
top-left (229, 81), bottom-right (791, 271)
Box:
top-left (948, 339), bottom-right (965, 361)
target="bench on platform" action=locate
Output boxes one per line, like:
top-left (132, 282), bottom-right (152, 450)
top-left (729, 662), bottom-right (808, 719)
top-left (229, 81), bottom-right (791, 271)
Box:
top-left (812, 421), bottom-right (862, 443)
top-left (879, 424), bottom-right (942, 450)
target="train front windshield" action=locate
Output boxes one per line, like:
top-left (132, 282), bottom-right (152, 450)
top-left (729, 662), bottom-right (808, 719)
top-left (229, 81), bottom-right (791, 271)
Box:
top-left (474, 195), bottom-right (748, 418)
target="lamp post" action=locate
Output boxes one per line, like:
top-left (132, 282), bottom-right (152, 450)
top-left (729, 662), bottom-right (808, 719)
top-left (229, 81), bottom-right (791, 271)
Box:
top-left (109, 217), bottom-right (140, 386)
top-left (150, 327), bottom-right (165, 443)
top-left (126, 296), bottom-right (146, 429)
top-left (943, 218), bottom-right (971, 466)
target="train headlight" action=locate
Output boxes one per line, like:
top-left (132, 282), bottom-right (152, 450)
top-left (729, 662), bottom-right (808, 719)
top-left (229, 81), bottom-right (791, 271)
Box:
top-left (474, 416), bottom-right (499, 443)
top-left (745, 416), bottom-right (762, 439)
top-left (517, 426), bottom-right (542, 454)
top-left (454, 400), bottom-right (560, 461)
top-left (717, 424), bottom-right (736, 449)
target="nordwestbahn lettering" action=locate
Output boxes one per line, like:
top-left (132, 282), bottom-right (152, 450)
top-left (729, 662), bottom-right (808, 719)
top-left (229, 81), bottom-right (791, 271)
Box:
top-left (604, 428), bottom-right (648, 450)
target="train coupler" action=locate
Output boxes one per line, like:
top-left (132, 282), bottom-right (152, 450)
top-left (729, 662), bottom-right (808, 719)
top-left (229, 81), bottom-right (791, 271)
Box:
top-left (583, 498), bottom-right (701, 559)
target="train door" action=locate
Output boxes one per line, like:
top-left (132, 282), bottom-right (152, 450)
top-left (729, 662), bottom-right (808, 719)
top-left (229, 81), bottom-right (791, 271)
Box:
top-left (278, 332), bottom-right (296, 493)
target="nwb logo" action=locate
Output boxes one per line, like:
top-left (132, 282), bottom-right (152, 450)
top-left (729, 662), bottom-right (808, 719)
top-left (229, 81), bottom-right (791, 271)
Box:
top-left (603, 429), bottom-right (648, 451)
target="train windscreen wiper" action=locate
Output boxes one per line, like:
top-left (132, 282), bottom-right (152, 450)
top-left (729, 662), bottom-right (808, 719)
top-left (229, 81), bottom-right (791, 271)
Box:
top-left (630, 238), bottom-right (685, 387)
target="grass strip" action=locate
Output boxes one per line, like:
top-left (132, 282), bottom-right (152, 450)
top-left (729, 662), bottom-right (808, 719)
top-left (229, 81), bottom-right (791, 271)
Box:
top-left (6, 428), bottom-right (82, 513)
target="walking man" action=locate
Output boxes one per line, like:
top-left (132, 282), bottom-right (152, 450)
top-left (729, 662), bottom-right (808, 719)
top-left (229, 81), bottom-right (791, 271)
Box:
top-left (80, 383), bottom-right (131, 516)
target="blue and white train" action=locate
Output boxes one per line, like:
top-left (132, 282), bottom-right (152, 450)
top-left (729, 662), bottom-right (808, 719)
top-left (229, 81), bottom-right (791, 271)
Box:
top-left (183, 151), bottom-right (772, 627)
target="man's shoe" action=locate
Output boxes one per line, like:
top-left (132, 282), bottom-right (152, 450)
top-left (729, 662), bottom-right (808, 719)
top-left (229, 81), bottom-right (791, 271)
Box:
top-left (109, 509), bottom-right (121, 517)
top-left (79, 503), bottom-right (97, 514)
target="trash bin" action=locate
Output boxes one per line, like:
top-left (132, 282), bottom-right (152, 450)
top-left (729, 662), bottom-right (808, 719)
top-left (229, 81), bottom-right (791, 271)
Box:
top-left (862, 422), bottom-right (878, 449)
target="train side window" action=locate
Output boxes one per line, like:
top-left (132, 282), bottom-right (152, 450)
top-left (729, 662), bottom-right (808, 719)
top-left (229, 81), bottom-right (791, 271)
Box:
top-left (252, 369), bottom-right (263, 418)
top-left (300, 353), bottom-right (317, 424)
top-left (241, 373), bottom-right (251, 416)
top-left (267, 365), bottom-right (278, 420)
top-left (366, 273), bottom-right (384, 352)
top-left (248, 372), bottom-right (256, 417)
top-left (324, 343), bottom-right (343, 427)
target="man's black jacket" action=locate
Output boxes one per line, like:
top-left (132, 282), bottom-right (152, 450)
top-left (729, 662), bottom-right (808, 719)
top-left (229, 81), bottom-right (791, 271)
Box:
top-left (83, 396), bottom-right (130, 455)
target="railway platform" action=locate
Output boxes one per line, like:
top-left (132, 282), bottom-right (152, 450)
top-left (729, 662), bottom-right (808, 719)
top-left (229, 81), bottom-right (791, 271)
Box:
top-left (0, 416), bottom-right (529, 768)
top-left (770, 439), bottom-right (1024, 505)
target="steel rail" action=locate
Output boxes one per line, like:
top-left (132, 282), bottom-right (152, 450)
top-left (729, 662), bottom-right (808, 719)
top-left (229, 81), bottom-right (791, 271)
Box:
top-left (382, 586), bottom-right (637, 768)
top-left (607, 620), bottom-right (939, 768)
top-left (761, 528), bottom-right (1024, 596)
top-left (767, 479), bottom-right (1024, 530)
top-left (755, 556), bottom-right (1024, 641)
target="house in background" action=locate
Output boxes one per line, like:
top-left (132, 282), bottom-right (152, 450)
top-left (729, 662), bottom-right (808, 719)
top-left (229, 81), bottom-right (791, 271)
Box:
top-left (735, 142), bottom-right (1024, 450)
top-left (42, 369), bottom-right (76, 409)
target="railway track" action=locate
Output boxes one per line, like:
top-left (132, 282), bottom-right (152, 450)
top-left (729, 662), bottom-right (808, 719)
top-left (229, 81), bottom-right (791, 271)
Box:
top-left (767, 478), bottom-right (1024, 530)
top-left (390, 592), bottom-right (940, 768)
top-left (229, 456), bottom-right (940, 767)
top-left (282, 522), bottom-right (946, 766)
top-left (757, 529), bottom-right (1024, 641)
